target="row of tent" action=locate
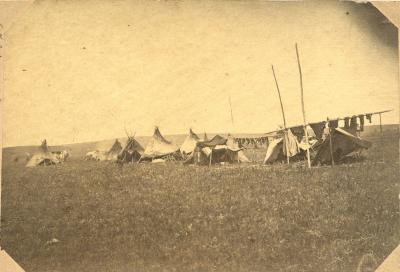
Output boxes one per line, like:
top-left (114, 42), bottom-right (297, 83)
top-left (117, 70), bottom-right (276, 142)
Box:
top-left (93, 124), bottom-right (371, 166)
top-left (27, 123), bottom-right (372, 167)
top-left (115, 127), bottom-right (250, 165)
top-left (263, 125), bottom-right (372, 165)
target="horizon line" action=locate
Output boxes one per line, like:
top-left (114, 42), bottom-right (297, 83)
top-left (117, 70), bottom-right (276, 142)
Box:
top-left (2, 123), bottom-right (399, 149)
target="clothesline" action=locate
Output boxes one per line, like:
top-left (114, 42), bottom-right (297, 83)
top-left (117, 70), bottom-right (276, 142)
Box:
top-left (265, 109), bottom-right (392, 135)
top-left (326, 109), bottom-right (392, 122)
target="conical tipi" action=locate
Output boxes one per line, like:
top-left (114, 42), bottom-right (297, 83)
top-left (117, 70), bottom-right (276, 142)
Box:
top-left (180, 128), bottom-right (200, 156)
top-left (140, 127), bottom-right (180, 161)
top-left (26, 139), bottom-right (60, 167)
top-left (118, 136), bottom-right (144, 163)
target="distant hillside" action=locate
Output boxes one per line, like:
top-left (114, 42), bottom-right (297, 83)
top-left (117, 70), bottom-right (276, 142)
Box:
top-left (361, 124), bottom-right (399, 138)
top-left (2, 124), bottom-right (398, 166)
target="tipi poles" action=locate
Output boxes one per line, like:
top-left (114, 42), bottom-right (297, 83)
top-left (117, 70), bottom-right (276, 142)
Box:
top-left (271, 65), bottom-right (290, 164)
top-left (295, 43), bottom-right (311, 169)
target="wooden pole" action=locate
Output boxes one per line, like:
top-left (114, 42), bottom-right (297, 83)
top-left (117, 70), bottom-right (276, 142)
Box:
top-left (328, 121), bottom-right (335, 166)
top-left (271, 65), bottom-right (290, 164)
top-left (379, 113), bottom-right (384, 163)
top-left (228, 94), bottom-right (234, 126)
top-left (295, 43), bottom-right (311, 169)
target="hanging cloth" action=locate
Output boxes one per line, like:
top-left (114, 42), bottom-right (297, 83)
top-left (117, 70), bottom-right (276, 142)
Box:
top-left (291, 125), bottom-right (305, 142)
top-left (350, 116), bottom-right (358, 129)
top-left (328, 119), bottom-right (339, 128)
top-left (366, 113), bottom-right (372, 123)
top-left (310, 122), bottom-right (326, 140)
top-left (344, 117), bottom-right (350, 129)
top-left (283, 129), bottom-right (300, 157)
top-left (358, 115), bottom-right (365, 131)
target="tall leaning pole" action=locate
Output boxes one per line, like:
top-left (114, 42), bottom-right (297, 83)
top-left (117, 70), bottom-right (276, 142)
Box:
top-left (295, 43), bottom-right (311, 169)
top-left (271, 65), bottom-right (290, 164)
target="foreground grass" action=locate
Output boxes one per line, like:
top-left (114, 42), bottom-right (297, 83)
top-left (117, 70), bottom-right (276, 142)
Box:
top-left (1, 133), bottom-right (399, 272)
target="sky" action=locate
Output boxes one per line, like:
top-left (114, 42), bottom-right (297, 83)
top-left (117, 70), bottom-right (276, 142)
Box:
top-left (2, 0), bottom-right (399, 147)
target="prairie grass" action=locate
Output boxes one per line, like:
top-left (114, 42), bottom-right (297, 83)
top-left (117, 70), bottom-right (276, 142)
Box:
top-left (1, 127), bottom-right (399, 272)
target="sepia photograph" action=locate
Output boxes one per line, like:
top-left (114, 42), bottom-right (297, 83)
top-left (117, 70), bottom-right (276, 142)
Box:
top-left (0, 1), bottom-right (399, 271)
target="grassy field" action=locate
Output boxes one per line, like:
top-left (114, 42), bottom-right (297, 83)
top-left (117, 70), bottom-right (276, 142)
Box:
top-left (1, 125), bottom-right (399, 271)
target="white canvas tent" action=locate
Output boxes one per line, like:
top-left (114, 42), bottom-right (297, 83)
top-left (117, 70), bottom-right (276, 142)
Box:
top-left (226, 134), bottom-right (251, 162)
top-left (263, 129), bottom-right (301, 164)
top-left (184, 134), bottom-right (249, 165)
top-left (85, 139), bottom-right (123, 161)
top-left (26, 140), bottom-right (61, 167)
top-left (263, 138), bottom-right (284, 164)
top-left (180, 128), bottom-right (200, 156)
top-left (139, 127), bottom-right (180, 161)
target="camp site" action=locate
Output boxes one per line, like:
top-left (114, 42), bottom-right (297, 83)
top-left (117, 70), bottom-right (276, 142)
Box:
top-left (1, 1), bottom-right (399, 272)
top-left (2, 116), bottom-right (399, 272)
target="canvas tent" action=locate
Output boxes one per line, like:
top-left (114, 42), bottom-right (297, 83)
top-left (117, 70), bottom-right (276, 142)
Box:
top-left (106, 139), bottom-right (123, 160)
top-left (312, 127), bottom-right (372, 165)
top-left (263, 138), bottom-right (285, 164)
top-left (184, 146), bottom-right (210, 165)
top-left (208, 145), bottom-right (243, 164)
top-left (117, 136), bottom-right (144, 163)
top-left (180, 128), bottom-right (200, 156)
top-left (85, 139), bottom-right (122, 161)
top-left (26, 140), bottom-right (61, 167)
top-left (197, 135), bottom-right (227, 148)
top-left (262, 128), bottom-right (319, 164)
top-left (184, 134), bottom-right (249, 165)
top-left (226, 134), bottom-right (251, 162)
top-left (139, 127), bottom-right (181, 161)
top-left (263, 129), bottom-right (302, 164)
